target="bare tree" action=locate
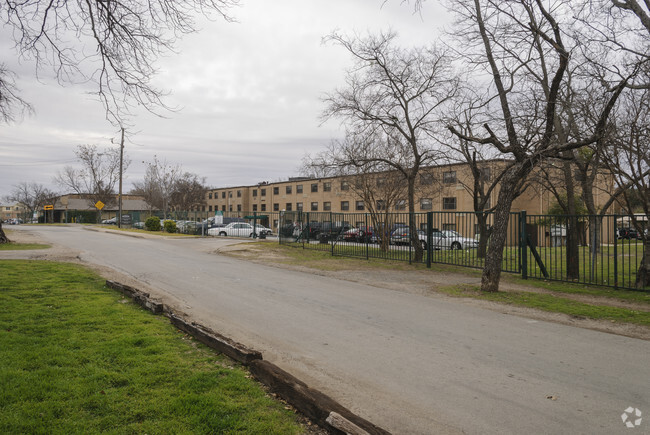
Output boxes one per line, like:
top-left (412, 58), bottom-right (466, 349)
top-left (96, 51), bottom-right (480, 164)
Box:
top-left (322, 31), bottom-right (459, 261)
top-left (55, 144), bottom-right (130, 220)
top-left (7, 182), bottom-right (58, 221)
top-left (446, 0), bottom-right (630, 292)
top-left (169, 172), bottom-right (207, 212)
top-left (305, 133), bottom-right (408, 251)
top-left (603, 87), bottom-right (650, 288)
top-left (0, 64), bottom-right (32, 123)
top-left (1, 0), bottom-right (237, 124)
top-left (138, 155), bottom-right (182, 218)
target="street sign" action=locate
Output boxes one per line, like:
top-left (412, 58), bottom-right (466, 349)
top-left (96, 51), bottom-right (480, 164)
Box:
top-left (44, 205), bottom-right (53, 210)
top-left (95, 201), bottom-right (105, 210)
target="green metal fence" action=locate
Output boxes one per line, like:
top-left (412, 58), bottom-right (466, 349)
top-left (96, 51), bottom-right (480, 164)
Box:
top-left (278, 211), bottom-right (649, 292)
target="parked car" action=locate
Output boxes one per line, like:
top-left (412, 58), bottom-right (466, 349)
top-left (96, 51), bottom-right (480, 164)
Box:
top-left (432, 230), bottom-right (480, 250)
top-left (390, 227), bottom-right (428, 248)
top-left (132, 221), bottom-right (145, 229)
top-left (208, 222), bottom-right (255, 237)
top-left (254, 224), bottom-right (272, 236)
top-left (343, 226), bottom-right (375, 243)
top-left (617, 227), bottom-right (640, 240)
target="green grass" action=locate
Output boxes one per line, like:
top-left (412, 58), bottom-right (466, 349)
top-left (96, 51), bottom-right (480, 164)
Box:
top-left (439, 284), bottom-right (650, 327)
top-left (252, 242), bottom-right (650, 325)
top-left (288, 238), bottom-right (649, 291)
top-left (0, 242), bottom-right (50, 251)
top-left (0, 260), bottom-right (305, 434)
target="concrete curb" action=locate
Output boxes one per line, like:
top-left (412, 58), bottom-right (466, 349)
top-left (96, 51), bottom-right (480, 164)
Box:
top-left (105, 279), bottom-right (391, 435)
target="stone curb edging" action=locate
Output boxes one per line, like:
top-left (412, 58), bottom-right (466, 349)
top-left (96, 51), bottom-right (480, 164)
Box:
top-left (105, 280), bottom-right (391, 435)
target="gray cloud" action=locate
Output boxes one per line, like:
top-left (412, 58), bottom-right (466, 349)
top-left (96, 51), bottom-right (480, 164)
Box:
top-left (0, 0), bottom-right (448, 199)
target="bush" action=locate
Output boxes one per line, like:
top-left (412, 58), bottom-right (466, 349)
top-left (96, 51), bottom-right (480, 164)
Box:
top-left (145, 216), bottom-right (161, 231)
top-left (163, 219), bottom-right (177, 233)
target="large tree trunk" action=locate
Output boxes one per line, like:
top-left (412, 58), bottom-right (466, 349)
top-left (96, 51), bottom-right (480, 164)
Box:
top-left (476, 212), bottom-right (492, 259)
top-left (563, 162), bottom-right (580, 280)
top-left (481, 169), bottom-right (521, 292)
top-left (0, 222), bottom-right (10, 244)
top-left (636, 238), bottom-right (650, 289)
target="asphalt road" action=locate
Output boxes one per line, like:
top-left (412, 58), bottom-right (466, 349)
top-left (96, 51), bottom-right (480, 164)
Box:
top-left (7, 226), bottom-right (649, 434)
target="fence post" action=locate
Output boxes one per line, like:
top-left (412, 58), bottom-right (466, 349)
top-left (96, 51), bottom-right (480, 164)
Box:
top-left (520, 211), bottom-right (528, 280)
top-left (331, 212), bottom-right (334, 257)
top-left (427, 212), bottom-right (432, 268)
top-left (613, 214), bottom-right (618, 290)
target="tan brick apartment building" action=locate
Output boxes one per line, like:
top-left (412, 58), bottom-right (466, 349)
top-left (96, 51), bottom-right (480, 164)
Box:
top-left (205, 161), bottom-right (616, 231)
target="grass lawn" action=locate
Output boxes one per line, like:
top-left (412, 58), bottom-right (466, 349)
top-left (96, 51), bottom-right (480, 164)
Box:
top-left (0, 260), bottom-right (305, 434)
top-left (289, 238), bottom-right (649, 291)
top-left (0, 242), bottom-right (50, 251)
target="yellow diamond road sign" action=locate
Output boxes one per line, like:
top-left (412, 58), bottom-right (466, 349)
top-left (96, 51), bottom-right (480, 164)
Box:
top-left (95, 201), bottom-right (105, 210)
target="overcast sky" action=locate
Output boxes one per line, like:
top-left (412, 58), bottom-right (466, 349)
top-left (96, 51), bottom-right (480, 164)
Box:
top-left (0, 0), bottom-right (449, 200)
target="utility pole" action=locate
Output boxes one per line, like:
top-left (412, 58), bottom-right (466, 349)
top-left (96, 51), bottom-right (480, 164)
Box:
top-left (118, 127), bottom-right (124, 228)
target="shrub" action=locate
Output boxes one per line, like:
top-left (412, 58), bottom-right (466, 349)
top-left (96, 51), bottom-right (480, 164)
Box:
top-left (163, 219), bottom-right (177, 233)
top-left (145, 216), bottom-right (161, 231)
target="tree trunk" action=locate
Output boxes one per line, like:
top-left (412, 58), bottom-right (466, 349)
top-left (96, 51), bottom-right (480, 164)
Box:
top-left (476, 212), bottom-right (491, 259)
top-left (563, 162), bottom-right (580, 280)
top-left (407, 176), bottom-right (423, 262)
top-left (0, 222), bottom-right (10, 244)
top-left (481, 169), bottom-right (521, 292)
top-left (636, 238), bottom-right (650, 289)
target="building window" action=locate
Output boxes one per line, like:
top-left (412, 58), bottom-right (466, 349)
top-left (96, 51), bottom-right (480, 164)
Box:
top-left (237, 190), bottom-right (242, 197)
top-left (420, 172), bottom-right (434, 185)
top-left (443, 223), bottom-right (457, 231)
top-left (341, 181), bottom-right (349, 191)
top-left (209, 193), bottom-right (213, 199)
top-left (253, 190), bottom-right (257, 197)
top-left (286, 203), bottom-right (292, 211)
top-left (261, 204), bottom-right (266, 211)
top-left (222, 192), bottom-right (226, 199)
top-left (274, 203), bottom-right (279, 211)
top-left (237, 204), bottom-right (242, 211)
top-left (297, 185), bottom-right (303, 194)
top-left (356, 200), bottom-right (365, 211)
top-left (273, 187), bottom-right (279, 195)
top-left (286, 186), bottom-right (292, 194)
top-left (261, 188), bottom-right (266, 196)
top-left (341, 201), bottom-right (349, 211)
top-left (311, 183), bottom-right (318, 193)
top-left (252, 204), bottom-right (258, 211)
top-left (395, 199), bottom-right (406, 211)
top-left (297, 202), bottom-right (303, 211)
top-left (443, 171), bottom-right (457, 184)
top-left (222, 205), bottom-right (226, 211)
top-left (209, 205), bottom-right (213, 212)
top-left (229, 205), bottom-right (233, 211)
top-left (311, 202), bottom-right (318, 211)
top-left (323, 182), bottom-right (331, 192)
top-left (376, 177), bottom-right (385, 187)
top-left (420, 198), bottom-right (433, 210)
top-left (323, 201), bottom-right (331, 211)
top-left (229, 191), bottom-right (233, 198)
top-left (478, 167), bottom-right (491, 182)
top-left (443, 197), bottom-right (457, 210)
top-left (377, 200), bottom-right (386, 211)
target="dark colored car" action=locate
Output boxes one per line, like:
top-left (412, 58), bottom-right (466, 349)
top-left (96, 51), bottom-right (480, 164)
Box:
top-left (618, 228), bottom-right (640, 239)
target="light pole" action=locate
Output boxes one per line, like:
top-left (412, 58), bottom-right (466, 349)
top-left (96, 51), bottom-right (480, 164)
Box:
top-left (118, 127), bottom-right (124, 228)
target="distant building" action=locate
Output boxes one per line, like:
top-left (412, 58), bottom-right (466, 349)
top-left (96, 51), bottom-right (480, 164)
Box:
top-left (0, 203), bottom-right (28, 222)
top-left (204, 160), bottom-right (616, 232)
